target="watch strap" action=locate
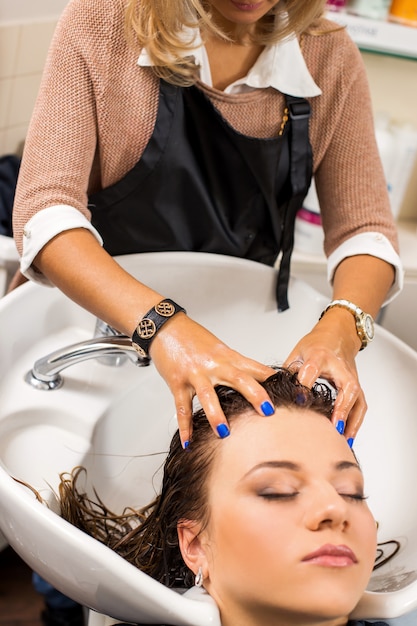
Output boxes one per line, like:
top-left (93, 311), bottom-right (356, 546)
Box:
top-left (320, 299), bottom-right (364, 320)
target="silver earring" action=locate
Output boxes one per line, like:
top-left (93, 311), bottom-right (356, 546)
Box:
top-left (195, 566), bottom-right (203, 588)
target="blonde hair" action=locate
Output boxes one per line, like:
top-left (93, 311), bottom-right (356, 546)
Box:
top-left (125, 0), bottom-right (327, 85)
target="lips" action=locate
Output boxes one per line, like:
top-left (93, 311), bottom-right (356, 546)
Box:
top-left (230, 1), bottom-right (264, 10)
top-left (302, 544), bottom-right (358, 567)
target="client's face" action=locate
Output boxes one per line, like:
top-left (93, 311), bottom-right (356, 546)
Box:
top-left (192, 409), bottom-right (377, 626)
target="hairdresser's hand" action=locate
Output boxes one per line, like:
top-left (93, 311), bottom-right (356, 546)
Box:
top-left (150, 313), bottom-right (276, 447)
top-left (283, 308), bottom-right (366, 445)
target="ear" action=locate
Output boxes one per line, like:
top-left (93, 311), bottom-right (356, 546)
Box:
top-left (177, 519), bottom-right (209, 577)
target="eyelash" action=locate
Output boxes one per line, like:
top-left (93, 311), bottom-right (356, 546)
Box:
top-left (340, 493), bottom-right (368, 502)
top-left (260, 493), bottom-right (298, 500)
top-left (260, 493), bottom-right (368, 502)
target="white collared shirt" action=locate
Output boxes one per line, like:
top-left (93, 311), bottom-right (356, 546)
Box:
top-left (21, 32), bottom-right (402, 300)
top-left (137, 26), bottom-right (322, 98)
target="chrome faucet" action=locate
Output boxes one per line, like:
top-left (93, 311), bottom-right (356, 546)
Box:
top-left (25, 333), bottom-right (149, 391)
top-left (93, 319), bottom-right (131, 366)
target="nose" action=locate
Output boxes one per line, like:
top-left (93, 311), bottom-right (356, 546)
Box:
top-left (303, 482), bottom-right (349, 531)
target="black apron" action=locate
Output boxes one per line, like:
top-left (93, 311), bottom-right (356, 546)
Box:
top-left (89, 80), bottom-right (312, 311)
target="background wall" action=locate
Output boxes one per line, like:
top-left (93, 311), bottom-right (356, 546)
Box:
top-left (0, 0), bottom-right (68, 154)
top-left (0, 19), bottom-right (57, 155)
top-left (361, 52), bottom-right (417, 221)
top-left (0, 0), bottom-right (68, 24)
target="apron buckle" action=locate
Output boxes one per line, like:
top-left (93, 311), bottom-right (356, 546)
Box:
top-left (287, 99), bottom-right (311, 120)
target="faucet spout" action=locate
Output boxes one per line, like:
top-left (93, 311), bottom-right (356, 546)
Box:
top-left (25, 336), bottom-right (149, 390)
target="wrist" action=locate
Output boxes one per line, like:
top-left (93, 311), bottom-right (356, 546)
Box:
top-left (131, 299), bottom-right (186, 361)
top-left (318, 306), bottom-right (362, 354)
top-left (319, 299), bottom-right (374, 351)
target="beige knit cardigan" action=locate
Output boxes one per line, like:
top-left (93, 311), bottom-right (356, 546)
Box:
top-left (12, 0), bottom-right (398, 260)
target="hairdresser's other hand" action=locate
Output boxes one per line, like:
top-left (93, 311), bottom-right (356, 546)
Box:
top-left (150, 313), bottom-right (276, 447)
top-left (283, 309), bottom-right (365, 443)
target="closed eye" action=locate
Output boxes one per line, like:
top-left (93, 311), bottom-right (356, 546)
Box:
top-left (339, 493), bottom-right (368, 502)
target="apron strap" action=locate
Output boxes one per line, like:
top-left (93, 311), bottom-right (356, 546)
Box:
top-left (276, 95), bottom-right (313, 312)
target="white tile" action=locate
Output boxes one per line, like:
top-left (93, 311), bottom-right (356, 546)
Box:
top-left (7, 73), bottom-right (41, 127)
top-left (0, 24), bottom-right (19, 79)
top-left (2, 124), bottom-right (27, 155)
top-left (15, 20), bottom-right (57, 76)
top-left (0, 78), bottom-right (12, 129)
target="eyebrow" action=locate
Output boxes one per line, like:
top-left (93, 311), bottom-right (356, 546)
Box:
top-left (243, 460), bottom-right (362, 478)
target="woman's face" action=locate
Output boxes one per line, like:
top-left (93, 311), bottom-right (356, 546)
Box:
top-left (181, 408), bottom-right (377, 626)
top-left (207, 0), bottom-right (280, 30)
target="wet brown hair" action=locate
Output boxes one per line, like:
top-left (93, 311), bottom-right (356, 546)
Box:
top-left (58, 367), bottom-right (333, 588)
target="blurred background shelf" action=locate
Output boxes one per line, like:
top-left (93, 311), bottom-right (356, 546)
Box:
top-left (326, 10), bottom-right (417, 59)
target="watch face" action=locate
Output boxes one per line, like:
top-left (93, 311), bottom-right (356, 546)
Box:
top-left (364, 314), bottom-right (374, 340)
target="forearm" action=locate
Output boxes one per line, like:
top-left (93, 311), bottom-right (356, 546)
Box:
top-left (331, 254), bottom-right (395, 318)
top-left (34, 229), bottom-right (165, 336)
top-left (320, 254), bottom-right (395, 354)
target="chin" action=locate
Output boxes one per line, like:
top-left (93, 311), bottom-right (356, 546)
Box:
top-left (304, 596), bottom-right (363, 620)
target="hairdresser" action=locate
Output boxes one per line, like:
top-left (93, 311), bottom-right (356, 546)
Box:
top-left (12, 0), bottom-right (402, 448)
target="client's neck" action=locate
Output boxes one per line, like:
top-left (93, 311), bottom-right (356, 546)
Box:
top-left (218, 603), bottom-right (350, 626)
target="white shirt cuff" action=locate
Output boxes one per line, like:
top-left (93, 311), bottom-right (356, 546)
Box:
top-left (20, 205), bottom-right (103, 286)
top-left (327, 232), bottom-right (404, 307)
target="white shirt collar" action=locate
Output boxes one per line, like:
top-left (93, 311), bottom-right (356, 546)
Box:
top-left (138, 25), bottom-right (321, 97)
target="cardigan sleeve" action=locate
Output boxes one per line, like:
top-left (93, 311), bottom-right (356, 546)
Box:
top-left (305, 24), bottom-right (399, 258)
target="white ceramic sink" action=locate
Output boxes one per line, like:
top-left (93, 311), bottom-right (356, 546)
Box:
top-left (1, 252), bottom-right (417, 624)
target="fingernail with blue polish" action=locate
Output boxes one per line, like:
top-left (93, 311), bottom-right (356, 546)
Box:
top-left (336, 420), bottom-right (345, 435)
top-left (295, 392), bottom-right (307, 406)
top-left (347, 437), bottom-right (354, 448)
top-left (216, 423), bottom-right (230, 439)
top-left (183, 440), bottom-right (190, 450)
top-left (261, 401), bottom-right (275, 416)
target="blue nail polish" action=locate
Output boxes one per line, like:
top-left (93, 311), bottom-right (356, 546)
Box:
top-left (216, 423), bottom-right (230, 439)
top-left (347, 437), bottom-right (354, 448)
top-left (261, 401), bottom-right (275, 416)
top-left (295, 392), bottom-right (307, 406)
top-left (183, 440), bottom-right (190, 449)
top-left (336, 420), bottom-right (345, 435)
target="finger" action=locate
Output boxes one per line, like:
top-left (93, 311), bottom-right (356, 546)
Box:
top-left (330, 378), bottom-right (365, 450)
top-left (282, 350), bottom-right (304, 372)
top-left (174, 388), bottom-right (194, 449)
top-left (294, 361), bottom-right (321, 389)
top-left (193, 368), bottom-right (277, 438)
top-left (330, 371), bottom-right (360, 421)
top-left (193, 380), bottom-right (232, 439)
top-left (334, 387), bottom-right (367, 445)
top-left (219, 364), bottom-right (280, 416)
top-left (234, 357), bottom-right (276, 384)
top-left (291, 355), bottom-right (364, 438)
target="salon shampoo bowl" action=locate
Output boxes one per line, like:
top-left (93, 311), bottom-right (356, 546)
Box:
top-left (0, 252), bottom-right (417, 625)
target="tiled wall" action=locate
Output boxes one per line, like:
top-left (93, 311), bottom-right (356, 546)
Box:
top-left (0, 20), bottom-right (57, 155)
